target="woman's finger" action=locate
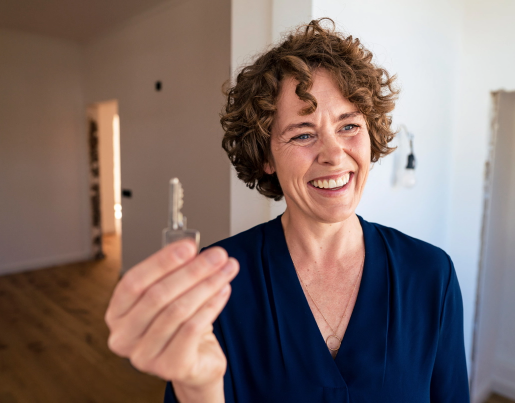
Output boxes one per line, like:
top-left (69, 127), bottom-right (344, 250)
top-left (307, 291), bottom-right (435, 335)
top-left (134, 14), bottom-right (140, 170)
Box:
top-left (112, 251), bottom-right (232, 355)
top-left (106, 238), bottom-right (197, 322)
top-left (130, 258), bottom-right (238, 363)
top-left (152, 284), bottom-right (233, 383)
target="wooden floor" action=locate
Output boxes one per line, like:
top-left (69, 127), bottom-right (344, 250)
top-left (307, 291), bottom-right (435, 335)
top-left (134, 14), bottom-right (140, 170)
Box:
top-left (0, 235), bottom-right (514, 403)
top-left (0, 235), bottom-right (166, 403)
top-left (487, 393), bottom-right (515, 403)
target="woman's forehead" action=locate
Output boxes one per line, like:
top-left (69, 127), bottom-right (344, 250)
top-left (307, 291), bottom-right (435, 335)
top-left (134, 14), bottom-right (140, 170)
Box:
top-left (277, 71), bottom-right (349, 108)
top-left (276, 75), bottom-right (357, 119)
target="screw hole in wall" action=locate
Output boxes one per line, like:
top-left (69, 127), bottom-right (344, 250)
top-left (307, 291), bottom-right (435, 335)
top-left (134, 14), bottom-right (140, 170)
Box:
top-left (155, 81), bottom-right (162, 91)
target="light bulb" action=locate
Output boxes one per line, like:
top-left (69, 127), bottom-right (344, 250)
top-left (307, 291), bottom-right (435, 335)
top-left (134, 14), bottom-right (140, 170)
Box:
top-left (401, 168), bottom-right (416, 187)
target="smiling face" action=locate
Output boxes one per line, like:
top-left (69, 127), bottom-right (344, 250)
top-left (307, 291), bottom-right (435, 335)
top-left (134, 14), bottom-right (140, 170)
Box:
top-left (266, 69), bottom-right (371, 224)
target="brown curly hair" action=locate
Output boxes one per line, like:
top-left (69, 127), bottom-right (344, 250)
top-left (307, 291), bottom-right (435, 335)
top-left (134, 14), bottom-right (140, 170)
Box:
top-left (221, 18), bottom-right (398, 201)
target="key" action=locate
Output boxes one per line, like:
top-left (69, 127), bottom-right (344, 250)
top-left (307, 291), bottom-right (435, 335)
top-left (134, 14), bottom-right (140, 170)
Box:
top-left (162, 178), bottom-right (200, 249)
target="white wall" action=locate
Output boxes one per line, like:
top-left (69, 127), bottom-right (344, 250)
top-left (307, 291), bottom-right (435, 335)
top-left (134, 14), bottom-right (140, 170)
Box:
top-left (84, 0), bottom-right (231, 272)
top-left (272, 0), bottom-right (312, 41)
top-left (0, 29), bottom-right (91, 275)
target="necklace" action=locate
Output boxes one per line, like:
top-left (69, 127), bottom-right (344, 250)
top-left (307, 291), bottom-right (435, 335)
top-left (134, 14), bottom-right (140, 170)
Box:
top-left (290, 252), bottom-right (365, 353)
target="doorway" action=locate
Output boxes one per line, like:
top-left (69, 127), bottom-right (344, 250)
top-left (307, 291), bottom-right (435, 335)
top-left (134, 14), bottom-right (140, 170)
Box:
top-left (471, 91), bottom-right (515, 403)
top-left (86, 100), bottom-right (122, 265)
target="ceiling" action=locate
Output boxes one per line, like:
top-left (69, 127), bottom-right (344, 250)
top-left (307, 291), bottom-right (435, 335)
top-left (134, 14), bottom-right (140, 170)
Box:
top-left (0, 0), bottom-right (173, 43)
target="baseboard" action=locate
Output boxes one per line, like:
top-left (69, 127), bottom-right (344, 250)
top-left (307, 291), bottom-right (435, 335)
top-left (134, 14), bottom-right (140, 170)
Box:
top-left (0, 250), bottom-right (94, 276)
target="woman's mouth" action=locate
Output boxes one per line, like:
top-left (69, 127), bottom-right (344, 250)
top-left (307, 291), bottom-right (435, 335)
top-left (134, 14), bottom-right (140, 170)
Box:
top-left (309, 172), bottom-right (351, 191)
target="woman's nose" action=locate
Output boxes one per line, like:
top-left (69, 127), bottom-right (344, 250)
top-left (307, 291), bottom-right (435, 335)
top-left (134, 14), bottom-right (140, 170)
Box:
top-left (317, 135), bottom-right (346, 166)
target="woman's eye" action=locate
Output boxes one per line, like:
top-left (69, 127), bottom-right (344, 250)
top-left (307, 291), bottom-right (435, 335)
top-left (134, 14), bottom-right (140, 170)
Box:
top-left (342, 124), bottom-right (358, 131)
top-left (293, 134), bottom-right (311, 141)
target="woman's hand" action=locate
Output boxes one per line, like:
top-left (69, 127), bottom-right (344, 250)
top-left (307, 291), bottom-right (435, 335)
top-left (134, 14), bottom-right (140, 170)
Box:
top-left (104, 238), bottom-right (238, 399)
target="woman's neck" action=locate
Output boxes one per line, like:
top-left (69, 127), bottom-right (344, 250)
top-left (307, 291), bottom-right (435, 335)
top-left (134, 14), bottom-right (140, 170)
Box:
top-left (281, 208), bottom-right (363, 269)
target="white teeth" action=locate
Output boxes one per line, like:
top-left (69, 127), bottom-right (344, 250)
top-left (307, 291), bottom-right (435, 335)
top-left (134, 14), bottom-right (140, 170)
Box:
top-left (311, 173), bottom-right (351, 189)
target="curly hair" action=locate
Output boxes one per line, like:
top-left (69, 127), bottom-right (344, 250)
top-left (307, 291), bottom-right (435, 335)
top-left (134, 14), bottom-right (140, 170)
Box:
top-left (221, 18), bottom-right (398, 201)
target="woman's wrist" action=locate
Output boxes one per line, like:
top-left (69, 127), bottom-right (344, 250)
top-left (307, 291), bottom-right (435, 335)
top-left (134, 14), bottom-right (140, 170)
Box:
top-left (173, 378), bottom-right (225, 403)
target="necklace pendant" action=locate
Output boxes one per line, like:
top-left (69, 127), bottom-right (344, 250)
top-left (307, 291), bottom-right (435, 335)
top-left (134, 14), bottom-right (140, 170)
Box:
top-left (326, 334), bottom-right (342, 351)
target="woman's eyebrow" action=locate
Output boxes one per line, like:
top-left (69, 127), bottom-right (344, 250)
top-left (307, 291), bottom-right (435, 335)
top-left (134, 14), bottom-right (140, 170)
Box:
top-left (335, 111), bottom-right (361, 122)
top-left (281, 122), bottom-right (315, 136)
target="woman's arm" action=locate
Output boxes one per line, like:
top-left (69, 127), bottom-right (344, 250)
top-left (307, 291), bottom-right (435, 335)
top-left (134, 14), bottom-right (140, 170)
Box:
top-left (172, 378), bottom-right (224, 403)
top-left (430, 256), bottom-right (470, 402)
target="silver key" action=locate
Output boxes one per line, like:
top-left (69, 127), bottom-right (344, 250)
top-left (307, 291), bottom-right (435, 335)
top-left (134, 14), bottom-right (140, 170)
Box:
top-left (162, 178), bottom-right (200, 248)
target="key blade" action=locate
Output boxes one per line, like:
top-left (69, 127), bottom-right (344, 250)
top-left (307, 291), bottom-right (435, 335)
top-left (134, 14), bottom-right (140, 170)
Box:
top-left (169, 178), bottom-right (184, 230)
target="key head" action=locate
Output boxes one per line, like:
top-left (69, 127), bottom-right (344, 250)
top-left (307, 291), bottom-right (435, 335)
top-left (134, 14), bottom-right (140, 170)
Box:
top-left (163, 228), bottom-right (200, 249)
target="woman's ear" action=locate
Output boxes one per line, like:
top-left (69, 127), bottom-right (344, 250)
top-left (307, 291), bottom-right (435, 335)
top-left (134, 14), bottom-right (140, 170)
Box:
top-left (263, 161), bottom-right (275, 175)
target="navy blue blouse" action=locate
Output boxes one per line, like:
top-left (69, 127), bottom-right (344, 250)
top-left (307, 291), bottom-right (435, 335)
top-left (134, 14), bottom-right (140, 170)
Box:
top-left (164, 215), bottom-right (470, 402)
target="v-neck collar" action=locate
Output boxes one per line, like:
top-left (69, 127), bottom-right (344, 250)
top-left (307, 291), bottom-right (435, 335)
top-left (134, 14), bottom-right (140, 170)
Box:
top-left (263, 214), bottom-right (389, 396)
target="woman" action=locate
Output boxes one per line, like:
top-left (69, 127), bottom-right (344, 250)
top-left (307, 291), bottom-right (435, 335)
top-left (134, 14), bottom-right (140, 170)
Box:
top-left (105, 19), bottom-right (470, 402)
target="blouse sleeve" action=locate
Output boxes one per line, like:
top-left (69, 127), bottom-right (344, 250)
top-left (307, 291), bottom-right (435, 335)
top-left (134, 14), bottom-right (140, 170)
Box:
top-left (163, 381), bottom-right (179, 402)
top-left (430, 255), bottom-right (470, 402)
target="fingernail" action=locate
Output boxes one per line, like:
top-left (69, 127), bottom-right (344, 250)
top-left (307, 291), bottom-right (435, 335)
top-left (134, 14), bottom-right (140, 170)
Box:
top-left (205, 248), bottom-right (224, 265)
top-left (221, 260), bottom-right (234, 274)
top-left (174, 242), bottom-right (193, 260)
